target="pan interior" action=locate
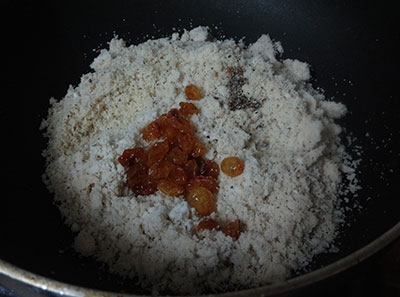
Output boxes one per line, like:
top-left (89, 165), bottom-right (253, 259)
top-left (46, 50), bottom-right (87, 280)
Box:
top-left (1, 0), bottom-right (399, 295)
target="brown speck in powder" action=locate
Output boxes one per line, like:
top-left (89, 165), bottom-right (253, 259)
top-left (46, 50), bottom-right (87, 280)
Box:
top-left (227, 67), bottom-right (260, 110)
top-left (87, 183), bottom-right (95, 195)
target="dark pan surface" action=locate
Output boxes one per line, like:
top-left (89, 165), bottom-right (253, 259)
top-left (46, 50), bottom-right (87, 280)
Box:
top-left (1, 0), bottom-right (399, 295)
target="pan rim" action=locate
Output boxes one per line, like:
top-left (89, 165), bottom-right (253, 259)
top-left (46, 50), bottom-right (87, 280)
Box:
top-left (1, 222), bottom-right (399, 297)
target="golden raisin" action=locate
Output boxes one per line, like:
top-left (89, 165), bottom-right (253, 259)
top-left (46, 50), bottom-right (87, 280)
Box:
top-left (221, 156), bottom-right (244, 177)
top-left (141, 121), bottom-right (161, 142)
top-left (186, 186), bottom-right (217, 216)
top-left (118, 148), bottom-right (147, 168)
top-left (177, 133), bottom-right (196, 155)
top-left (157, 115), bottom-right (179, 140)
top-left (191, 142), bottom-right (207, 158)
top-left (147, 141), bottom-right (169, 166)
top-left (166, 147), bottom-right (188, 165)
top-left (183, 159), bottom-right (200, 179)
top-left (129, 179), bottom-right (157, 196)
top-left (148, 161), bottom-right (174, 180)
top-left (167, 108), bottom-right (182, 118)
top-left (185, 84), bottom-right (204, 100)
top-left (197, 219), bottom-right (219, 232)
top-left (158, 179), bottom-right (184, 197)
top-left (222, 220), bottom-right (241, 240)
top-left (126, 164), bottom-right (157, 196)
top-left (171, 116), bottom-right (193, 134)
top-left (160, 125), bottom-right (179, 141)
top-left (186, 176), bottom-right (219, 194)
top-left (168, 166), bottom-right (187, 186)
top-left (126, 162), bottom-right (147, 183)
top-left (179, 102), bottom-right (198, 117)
top-left (202, 160), bottom-right (220, 179)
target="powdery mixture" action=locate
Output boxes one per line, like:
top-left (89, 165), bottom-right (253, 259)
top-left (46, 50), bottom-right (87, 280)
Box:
top-left (41, 27), bottom-right (358, 295)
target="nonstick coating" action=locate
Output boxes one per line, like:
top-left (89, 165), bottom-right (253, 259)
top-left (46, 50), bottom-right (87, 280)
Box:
top-left (1, 0), bottom-right (399, 296)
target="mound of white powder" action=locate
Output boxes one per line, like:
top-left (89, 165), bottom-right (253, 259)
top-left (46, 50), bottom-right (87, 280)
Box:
top-left (41, 27), bottom-right (357, 294)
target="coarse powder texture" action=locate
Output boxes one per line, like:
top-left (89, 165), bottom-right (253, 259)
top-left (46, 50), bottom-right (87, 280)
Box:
top-left (41, 27), bottom-right (357, 295)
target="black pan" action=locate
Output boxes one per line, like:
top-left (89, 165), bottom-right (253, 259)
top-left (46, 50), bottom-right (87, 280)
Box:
top-left (1, 0), bottom-right (399, 296)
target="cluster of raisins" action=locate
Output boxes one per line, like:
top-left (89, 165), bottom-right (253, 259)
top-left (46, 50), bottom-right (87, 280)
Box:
top-left (118, 84), bottom-right (244, 240)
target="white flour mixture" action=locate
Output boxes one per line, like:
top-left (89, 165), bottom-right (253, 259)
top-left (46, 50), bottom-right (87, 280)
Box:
top-left (41, 27), bottom-right (358, 294)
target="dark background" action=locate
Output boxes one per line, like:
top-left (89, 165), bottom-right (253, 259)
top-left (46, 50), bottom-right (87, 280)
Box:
top-left (1, 0), bottom-right (399, 296)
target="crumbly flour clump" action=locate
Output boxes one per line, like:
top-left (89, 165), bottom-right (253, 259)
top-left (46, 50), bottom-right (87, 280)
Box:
top-left (41, 27), bottom-right (356, 295)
